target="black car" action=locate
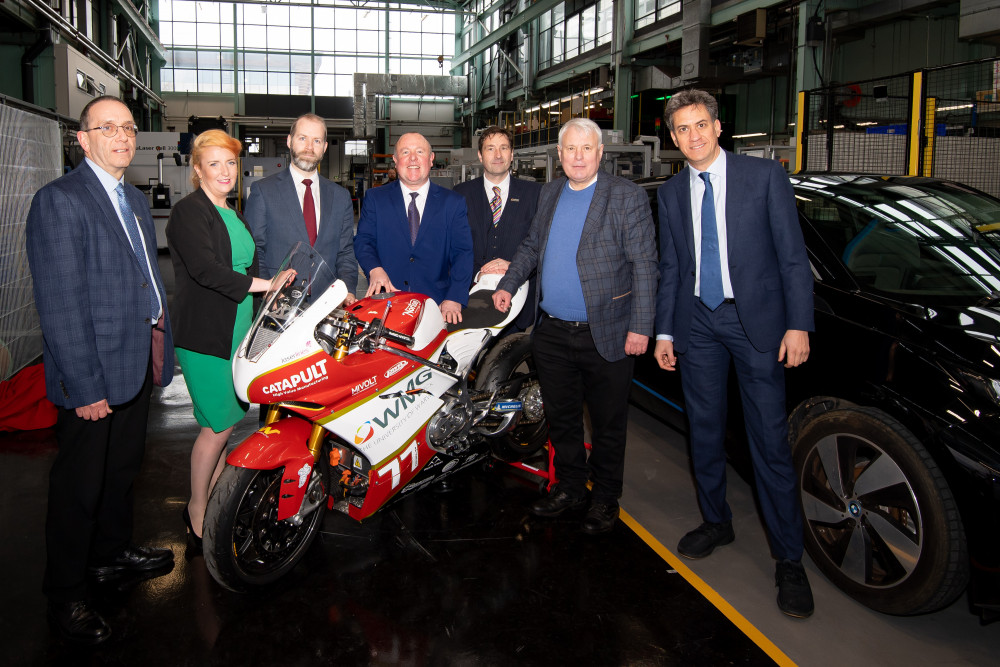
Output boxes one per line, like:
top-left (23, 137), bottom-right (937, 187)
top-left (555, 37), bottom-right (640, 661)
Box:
top-left (632, 173), bottom-right (1000, 621)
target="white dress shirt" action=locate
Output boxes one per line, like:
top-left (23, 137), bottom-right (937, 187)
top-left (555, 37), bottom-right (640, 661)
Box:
top-left (400, 180), bottom-right (431, 220)
top-left (688, 151), bottom-right (735, 300)
top-left (86, 158), bottom-right (163, 322)
top-left (483, 173), bottom-right (511, 213)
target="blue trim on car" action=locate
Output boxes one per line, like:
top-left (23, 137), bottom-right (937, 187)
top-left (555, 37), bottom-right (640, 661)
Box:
top-left (632, 379), bottom-right (685, 414)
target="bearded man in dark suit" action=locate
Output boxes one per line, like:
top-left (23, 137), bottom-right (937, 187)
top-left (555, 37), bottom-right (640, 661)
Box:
top-left (245, 113), bottom-right (358, 303)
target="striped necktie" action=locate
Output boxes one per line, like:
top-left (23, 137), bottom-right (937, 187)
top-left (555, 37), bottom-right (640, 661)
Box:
top-left (490, 186), bottom-right (502, 227)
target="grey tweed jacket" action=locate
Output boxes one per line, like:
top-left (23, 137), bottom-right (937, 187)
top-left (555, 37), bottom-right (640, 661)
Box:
top-left (498, 169), bottom-right (658, 362)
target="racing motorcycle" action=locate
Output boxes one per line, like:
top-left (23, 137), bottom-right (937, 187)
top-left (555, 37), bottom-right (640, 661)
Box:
top-left (203, 244), bottom-right (548, 591)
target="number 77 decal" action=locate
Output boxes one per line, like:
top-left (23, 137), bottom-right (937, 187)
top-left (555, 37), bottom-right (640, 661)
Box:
top-left (377, 440), bottom-right (420, 489)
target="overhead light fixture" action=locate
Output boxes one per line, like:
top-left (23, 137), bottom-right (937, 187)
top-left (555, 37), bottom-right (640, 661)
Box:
top-left (732, 132), bottom-right (766, 138)
top-left (937, 104), bottom-right (973, 112)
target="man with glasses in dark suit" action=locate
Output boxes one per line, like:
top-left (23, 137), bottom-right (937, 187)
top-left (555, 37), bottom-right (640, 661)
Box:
top-left (27, 95), bottom-right (175, 644)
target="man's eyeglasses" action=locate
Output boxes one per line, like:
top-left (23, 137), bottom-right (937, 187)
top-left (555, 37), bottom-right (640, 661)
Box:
top-left (83, 123), bottom-right (139, 138)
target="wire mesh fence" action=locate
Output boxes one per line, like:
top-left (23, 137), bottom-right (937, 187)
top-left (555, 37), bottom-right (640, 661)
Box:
top-left (801, 75), bottom-right (912, 174)
top-left (800, 58), bottom-right (1000, 199)
top-left (0, 103), bottom-right (60, 380)
top-left (925, 60), bottom-right (1000, 197)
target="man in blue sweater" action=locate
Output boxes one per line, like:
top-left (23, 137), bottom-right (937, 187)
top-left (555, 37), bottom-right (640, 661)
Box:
top-left (493, 118), bottom-right (657, 534)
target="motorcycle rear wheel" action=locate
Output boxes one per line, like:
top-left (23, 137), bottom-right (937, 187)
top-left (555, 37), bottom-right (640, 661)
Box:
top-left (204, 465), bottom-right (325, 592)
top-left (476, 332), bottom-right (549, 462)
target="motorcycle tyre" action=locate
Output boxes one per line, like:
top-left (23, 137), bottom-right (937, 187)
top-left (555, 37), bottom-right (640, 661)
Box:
top-left (204, 464), bottom-right (325, 592)
top-left (475, 332), bottom-right (549, 463)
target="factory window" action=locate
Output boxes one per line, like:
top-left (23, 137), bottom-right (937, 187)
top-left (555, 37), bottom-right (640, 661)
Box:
top-left (345, 140), bottom-right (367, 156)
top-left (158, 0), bottom-right (456, 95)
top-left (635, 0), bottom-right (681, 30)
top-left (536, 1), bottom-right (611, 72)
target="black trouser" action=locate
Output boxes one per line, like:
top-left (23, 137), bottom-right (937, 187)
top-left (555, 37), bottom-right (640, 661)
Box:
top-left (531, 315), bottom-right (635, 503)
top-left (44, 362), bottom-right (153, 603)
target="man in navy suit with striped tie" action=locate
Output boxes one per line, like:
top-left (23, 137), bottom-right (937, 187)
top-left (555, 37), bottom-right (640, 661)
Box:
top-left (27, 96), bottom-right (175, 643)
top-left (653, 89), bottom-right (815, 617)
top-left (454, 126), bottom-right (541, 332)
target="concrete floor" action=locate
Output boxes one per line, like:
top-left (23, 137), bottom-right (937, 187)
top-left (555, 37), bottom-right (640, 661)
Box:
top-left (2, 252), bottom-right (998, 664)
top-left (623, 403), bottom-right (1000, 666)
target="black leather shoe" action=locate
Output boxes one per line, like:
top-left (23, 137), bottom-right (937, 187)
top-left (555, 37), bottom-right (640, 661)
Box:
top-left (676, 521), bottom-right (735, 559)
top-left (581, 502), bottom-right (619, 535)
top-left (47, 600), bottom-right (111, 645)
top-left (776, 559), bottom-right (814, 618)
top-left (531, 487), bottom-right (587, 517)
top-left (89, 544), bottom-right (174, 580)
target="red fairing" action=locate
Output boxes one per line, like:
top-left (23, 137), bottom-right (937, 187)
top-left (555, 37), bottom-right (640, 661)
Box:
top-left (346, 429), bottom-right (438, 521)
top-left (226, 417), bottom-right (316, 520)
top-left (245, 293), bottom-right (446, 410)
top-left (347, 293), bottom-right (425, 336)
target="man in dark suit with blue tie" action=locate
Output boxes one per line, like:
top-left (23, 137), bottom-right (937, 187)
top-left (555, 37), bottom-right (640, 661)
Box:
top-left (493, 118), bottom-right (657, 535)
top-left (653, 89), bottom-right (815, 617)
top-left (454, 126), bottom-right (541, 332)
top-left (354, 132), bottom-right (473, 324)
top-left (245, 113), bottom-right (359, 303)
top-left (26, 96), bottom-right (176, 643)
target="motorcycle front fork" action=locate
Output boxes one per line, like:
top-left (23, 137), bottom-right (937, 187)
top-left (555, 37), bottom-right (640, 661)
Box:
top-left (264, 404), bottom-right (328, 526)
top-left (264, 404), bottom-right (326, 462)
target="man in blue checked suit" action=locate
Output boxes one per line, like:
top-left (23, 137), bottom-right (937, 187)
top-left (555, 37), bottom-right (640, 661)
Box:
top-left (454, 125), bottom-right (541, 332)
top-left (493, 117), bottom-right (658, 535)
top-left (245, 113), bottom-right (359, 303)
top-left (653, 89), bottom-right (815, 618)
top-left (26, 96), bottom-right (175, 644)
top-left (354, 132), bottom-right (473, 324)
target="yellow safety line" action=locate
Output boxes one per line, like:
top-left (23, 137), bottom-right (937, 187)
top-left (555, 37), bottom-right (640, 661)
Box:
top-left (620, 509), bottom-right (797, 667)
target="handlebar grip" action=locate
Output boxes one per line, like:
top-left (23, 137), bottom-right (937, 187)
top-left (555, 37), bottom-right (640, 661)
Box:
top-left (382, 328), bottom-right (415, 347)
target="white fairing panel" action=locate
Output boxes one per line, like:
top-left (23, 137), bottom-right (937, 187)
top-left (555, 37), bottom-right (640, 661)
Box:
top-left (410, 298), bottom-right (445, 351)
top-left (232, 280), bottom-right (348, 402)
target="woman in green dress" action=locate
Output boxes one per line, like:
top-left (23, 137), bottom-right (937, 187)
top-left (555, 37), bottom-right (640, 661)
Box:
top-left (166, 130), bottom-right (277, 545)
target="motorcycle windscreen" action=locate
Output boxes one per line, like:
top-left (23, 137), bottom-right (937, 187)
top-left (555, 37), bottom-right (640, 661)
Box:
top-left (243, 242), bottom-right (340, 363)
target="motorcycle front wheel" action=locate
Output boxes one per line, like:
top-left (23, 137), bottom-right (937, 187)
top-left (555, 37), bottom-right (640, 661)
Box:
top-left (204, 465), bottom-right (325, 592)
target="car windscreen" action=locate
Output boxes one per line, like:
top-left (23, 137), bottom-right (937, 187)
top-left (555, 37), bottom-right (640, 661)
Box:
top-left (792, 175), bottom-right (1000, 300)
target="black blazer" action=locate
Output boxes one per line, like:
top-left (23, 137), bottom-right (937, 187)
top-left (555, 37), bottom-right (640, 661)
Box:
top-left (454, 176), bottom-right (541, 330)
top-left (166, 187), bottom-right (258, 358)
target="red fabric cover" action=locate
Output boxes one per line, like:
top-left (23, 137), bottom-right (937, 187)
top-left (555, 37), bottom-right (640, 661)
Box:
top-left (0, 364), bottom-right (58, 431)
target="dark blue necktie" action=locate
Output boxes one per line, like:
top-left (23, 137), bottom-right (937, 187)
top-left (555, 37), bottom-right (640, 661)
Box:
top-left (116, 183), bottom-right (159, 319)
top-left (407, 192), bottom-right (420, 245)
top-left (699, 172), bottom-right (724, 311)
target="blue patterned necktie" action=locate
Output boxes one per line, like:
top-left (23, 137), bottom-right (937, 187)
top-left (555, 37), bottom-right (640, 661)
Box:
top-left (698, 172), bottom-right (724, 311)
top-left (407, 191), bottom-right (420, 245)
top-left (116, 183), bottom-right (159, 319)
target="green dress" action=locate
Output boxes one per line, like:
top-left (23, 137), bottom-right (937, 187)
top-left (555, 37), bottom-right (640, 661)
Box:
top-left (175, 206), bottom-right (255, 432)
